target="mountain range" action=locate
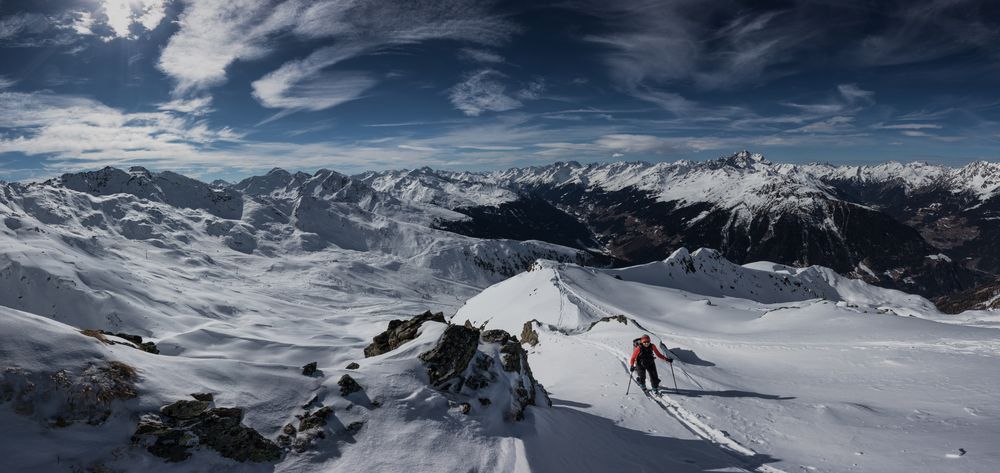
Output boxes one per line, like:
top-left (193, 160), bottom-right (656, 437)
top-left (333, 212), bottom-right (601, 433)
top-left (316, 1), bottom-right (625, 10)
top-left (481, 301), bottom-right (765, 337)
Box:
top-left (2, 155), bottom-right (999, 472)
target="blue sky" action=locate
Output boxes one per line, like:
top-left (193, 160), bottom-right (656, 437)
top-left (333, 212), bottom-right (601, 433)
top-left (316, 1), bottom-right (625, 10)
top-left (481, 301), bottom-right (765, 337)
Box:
top-left (1, 0), bottom-right (999, 182)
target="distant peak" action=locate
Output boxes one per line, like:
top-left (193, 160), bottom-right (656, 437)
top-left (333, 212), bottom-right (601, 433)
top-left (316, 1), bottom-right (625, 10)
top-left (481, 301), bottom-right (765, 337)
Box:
top-left (713, 150), bottom-right (769, 169)
top-left (266, 167), bottom-right (289, 176)
top-left (128, 166), bottom-right (152, 177)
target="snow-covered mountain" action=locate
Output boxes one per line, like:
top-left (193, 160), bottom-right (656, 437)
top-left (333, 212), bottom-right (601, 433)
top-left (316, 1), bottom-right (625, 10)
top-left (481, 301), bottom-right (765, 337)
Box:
top-left (357, 152), bottom-right (987, 299)
top-left (2, 162), bottom-right (999, 472)
top-left (454, 249), bottom-right (1000, 473)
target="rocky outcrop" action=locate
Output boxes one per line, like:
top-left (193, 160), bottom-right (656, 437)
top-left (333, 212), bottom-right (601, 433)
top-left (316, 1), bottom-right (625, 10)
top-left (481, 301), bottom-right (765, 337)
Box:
top-left (520, 320), bottom-right (540, 346)
top-left (419, 325), bottom-right (480, 390)
top-left (278, 405), bottom-right (339, 453)
top-left (364, 311), bottom-right (446, 357)
top-left (419, 326), bottom-right (548, 421)
top-left (586, 314), bottom-right (629, 331)
top-left (160, 400), bottom-right (210, 419)
top-left (491, 332), bottom-right (547, 420)
top-left (302, 362), bottom-right (318, 376)
top-left (133, 396), bottom-right (281, 463)
top-left (81, 330), bottom-right (159, 354)
top-left (337, 375), bottom-right (362, 396)
top-left (0, 361), bottom-right (137, 427)
top-left (935, 278), bottom-right (1000, 313)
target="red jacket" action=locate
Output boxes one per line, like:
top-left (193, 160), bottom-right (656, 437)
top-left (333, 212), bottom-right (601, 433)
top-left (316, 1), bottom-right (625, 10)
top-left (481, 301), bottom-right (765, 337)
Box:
top-left (630, 344), bottom-right (669, 366)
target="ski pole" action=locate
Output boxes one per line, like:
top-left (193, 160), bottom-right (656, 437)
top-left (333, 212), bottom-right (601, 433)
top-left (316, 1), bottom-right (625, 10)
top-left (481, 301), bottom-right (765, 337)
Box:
top-left (664, 346), bottom-right (706, 390)
top-left (625, 368), bottom-right (635, 395)
top-left (669, 362), bottom-right (678, 391)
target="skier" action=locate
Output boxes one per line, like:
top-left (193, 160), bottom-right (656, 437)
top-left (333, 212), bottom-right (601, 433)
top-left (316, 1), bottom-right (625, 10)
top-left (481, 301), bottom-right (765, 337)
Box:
top-left (629, 334), bottom-right (672, 392)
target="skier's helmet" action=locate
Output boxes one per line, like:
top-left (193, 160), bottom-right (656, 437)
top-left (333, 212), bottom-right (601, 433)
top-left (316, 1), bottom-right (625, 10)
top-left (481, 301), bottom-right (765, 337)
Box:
top-left (640, 335), bottom-right (650, 343)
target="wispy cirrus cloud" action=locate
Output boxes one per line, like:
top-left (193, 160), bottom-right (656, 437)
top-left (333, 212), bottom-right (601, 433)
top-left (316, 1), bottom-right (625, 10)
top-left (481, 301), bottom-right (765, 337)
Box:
top-left (459, 48), bottom-right (505, 64)
top-left (160, 0), bottom-right (517, 117)
top-left (449, 70), bottom-right (546, 116)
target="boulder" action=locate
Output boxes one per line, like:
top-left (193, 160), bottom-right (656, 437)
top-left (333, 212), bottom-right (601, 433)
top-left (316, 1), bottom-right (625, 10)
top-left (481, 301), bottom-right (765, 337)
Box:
top-left (364, 311), bottom-right (445, 357)
top-left (521, 320), bottom-right (540, 347)
top-left (134, 402), bottom-right (281, 463)
top-left (160, 400), bottom-right (210, 420)
top-left (337, 375), bottom-right (362, 396)
top-left (192, 407), bottom-right (281, 462)
top-left (302, 362), bottom-right (318, 376)
top-left (345, 362), bottom-right (360, 370)
top-left (190, 392), bottom-right (214, 402)
top-left (481, 329), bottom-right (511, 344)
top-left (419, 325), bottom-right (479, 390)
top-left (298, 406), bottom-right (333, 431)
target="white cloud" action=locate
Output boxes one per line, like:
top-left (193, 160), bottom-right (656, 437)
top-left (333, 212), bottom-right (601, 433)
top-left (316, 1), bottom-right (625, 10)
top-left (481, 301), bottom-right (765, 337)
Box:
top-left (788, 116), bottom-right (855, 134)
top-left (876, 123), bottom-right (942, 130)
top-left (0, 90), bottom-right (241, 168)
top-left (449, 69), bottom-right (523, 116)
top-left (459, 48), bottom-right (505, 63)
top-left (157, 97), bottom-right (215, 116)
top-left (251, 45), bottom-right (378, 113)
top-left (838, 84), bottom-right (875, 104)
top-left (158, 0), bottom-right (295, 93)
top-left (160, 0), bottom-right (515, 111)
top-left (449, 71), bottom-right (548, 116)
top-left (0, 76), bottom-right (16, 90)
top-left (515, 79), bottom-right (546, 101)
top-left (69, 11), bottom-right (96, 36)
top-left (100, 0), bottom-right (167, 40)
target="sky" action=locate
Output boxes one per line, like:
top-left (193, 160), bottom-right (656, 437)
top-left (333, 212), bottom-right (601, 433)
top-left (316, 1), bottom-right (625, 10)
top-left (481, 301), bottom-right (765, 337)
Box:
top-left (1, 0), bottom-right (1000, 183)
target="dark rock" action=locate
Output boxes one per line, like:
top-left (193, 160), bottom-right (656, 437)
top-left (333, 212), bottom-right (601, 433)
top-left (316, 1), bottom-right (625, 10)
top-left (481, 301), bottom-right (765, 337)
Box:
top-left (276, 434), bottom-right (292, 448)
top-left (521, 320), bottom-right (540, 347)
top-left (419, 325), bottom-right (480, 389)
top-left (337, 375), bottom-right (362, 396)
top-left (132, 417), bottom-right (170, 437)
top-left (100, 330), bottom-right (159, 354)
top-left (160, 400), bottom-right (210, 419)
top-left (345, 421), bottom-right (364, 433)
top-left (459, 402), bottom-right (471, 415)
top-left (301, 362), bottom-right (317, 376)
top-left (464, 353), bottom-right (495, 390)
top-left (192, 407), bottom-right (281, 463)
top-left (299, 406), bottom-right (333, 431)
top-left (282, 423), bottom-right (297, 436)
top-left (146, 429), bottom-right (195, 462)
top-left (478, 397), bottom-right (491, 406)
top-left (500, 342), bottom-right (523, 373)
top-left (345, 362), bottom-right (360, 370)
top-left (481, 329), bottom-right (511, 344)
top-left (586, 314), bottom-right (629, 331)
top-left (364, 311), bottom-right (446, 357)
top-left (190, 393), bottom-right (214, 402)
top-left (135, 403), bottom-right (279, 463)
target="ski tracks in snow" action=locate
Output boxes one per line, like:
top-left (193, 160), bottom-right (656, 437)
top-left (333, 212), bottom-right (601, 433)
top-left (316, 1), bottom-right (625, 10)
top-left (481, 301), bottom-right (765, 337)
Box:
top-left (550, 273), bottom-right (788, 472)
top-left (577, 336), bottom-right (788, 473)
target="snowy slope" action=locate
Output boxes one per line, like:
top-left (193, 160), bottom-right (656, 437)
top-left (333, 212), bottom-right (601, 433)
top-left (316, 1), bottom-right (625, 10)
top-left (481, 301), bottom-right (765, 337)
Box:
top-left (455, 250), bottom-right (1000, 473)
top-left (3, 164), bottom-right (1000, 473)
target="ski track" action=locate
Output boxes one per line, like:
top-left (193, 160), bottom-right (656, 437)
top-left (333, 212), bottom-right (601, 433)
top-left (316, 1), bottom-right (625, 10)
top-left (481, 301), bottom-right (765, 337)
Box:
top-left (576, 336), bottom-right (788, 473)
top-left (552, 270), bottom-right (789, 473)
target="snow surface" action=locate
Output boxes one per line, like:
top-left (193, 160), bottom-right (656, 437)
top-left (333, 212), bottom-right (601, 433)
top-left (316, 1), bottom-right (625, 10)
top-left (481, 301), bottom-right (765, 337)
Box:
top-left (456, 251), bottom-right (1000, 473)
top-left (1, 167), bottom-right (999, 472)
